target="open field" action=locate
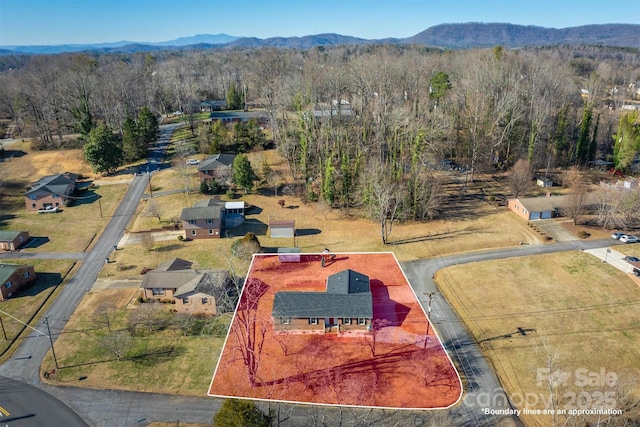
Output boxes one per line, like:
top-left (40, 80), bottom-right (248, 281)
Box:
top-left (43, 288), bottom-right (231, 396)
top-left (435, 251), bottom-right (640, 426)
top-left (0, 259), bottom-right (77, 358)
top-left (210, 253), bottom-right (462, 409)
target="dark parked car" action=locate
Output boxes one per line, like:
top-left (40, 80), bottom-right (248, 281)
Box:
top-left (624, 256), bottom-right (640, 263)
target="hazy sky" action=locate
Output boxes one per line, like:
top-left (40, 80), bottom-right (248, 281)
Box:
top-left (0, 0), bottom-right (637, 46)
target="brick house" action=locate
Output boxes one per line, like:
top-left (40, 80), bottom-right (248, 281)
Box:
top-left (141, 258), bottom-right (228, 316)
top-left (180, 198), bottom-right (245, 239)
top-left (197, 154), bottom-right (236, 184)
top-left (24, 172), bottom-right (78, 212)
top-left (272, 269), bottom-right (373, 333)
top-left (0, 263), bottom-right (36, 301)
top-left (180, 199), bottom-right (225, 239)
top-left (508, 193), bottom-right (598, 221)
top-left (0, 230), bottom-right (30, 251)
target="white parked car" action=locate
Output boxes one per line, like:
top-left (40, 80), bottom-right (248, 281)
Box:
top-left (620, 235), bottom-right (639, 244)
top-left (611, 232), bottom-right (624, 240)
top-left (37, 206), bottom-right (59, 213)
top-left (186, 159), bottom-right (200, 165)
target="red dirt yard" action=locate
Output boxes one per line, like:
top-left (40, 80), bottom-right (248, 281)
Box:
top-left (209, 253), bottom-right (462, 409)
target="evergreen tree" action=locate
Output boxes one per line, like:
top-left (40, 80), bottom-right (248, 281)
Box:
top-left (323, 157), bottom-right (335, 204)
top-left (122, 116), bottom-right (145, 162)
top-left (232, 154), bottom-right (257, 193)
top-left (613, 111), bottom-right (640, 171)
top-left (575, 104), bottom-right (593, 164)
top-left (213, 399), bottom-right (270, 427)
top-left (137, 107), bottom-right (159, 145)
top-left (84, 124), bottom-right (123, 174)
top-left (226, 82), bottom-right (244, 110)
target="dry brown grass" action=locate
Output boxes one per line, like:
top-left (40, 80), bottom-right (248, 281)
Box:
top-left (43, 288), bottom-right (229, 396)
top-left (436, 252), bottom-right (640, 427)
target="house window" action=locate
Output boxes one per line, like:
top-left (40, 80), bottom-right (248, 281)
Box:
top-left (32, 203), bottom-right (36, 208)
top-left (343, 318), bottom-right (352, 325)
top-left (191, 230), bottom-right (197, 236)
top-left (152, 288), bottom-right (164, 296)
top-left (207, 218), bottom-right (213, 224)
top-left (182, 297), bottom-right (189, 304)
top-left (201, 297), bottom-right (208, 304)
top-left (5, 282), bottom-right (11, 289)
top-left (208, 229), bottom-right (214, 235)
top-left (23, 271), bottom-right (29, 278)
top-left (357, 318), bottom-right (366, 325)
top-left (280, 317), bottom-right (290, 324)
top-left (189, 220), bottom-right (196, 225)
top-left (309, 317), bottom-right (318, 325)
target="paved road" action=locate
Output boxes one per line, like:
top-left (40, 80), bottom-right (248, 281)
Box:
top-left (0, 376), bottom-right (87, 427)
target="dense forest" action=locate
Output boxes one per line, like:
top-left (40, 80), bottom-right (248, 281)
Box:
top-left (1, 44), bottom-right (639, 234)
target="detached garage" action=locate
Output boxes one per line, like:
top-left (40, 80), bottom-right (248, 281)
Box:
top-left (269, 220), bottom-right (295, 238)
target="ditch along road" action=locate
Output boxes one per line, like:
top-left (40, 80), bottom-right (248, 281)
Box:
top-left (0, 132), bottom-right (627, 425)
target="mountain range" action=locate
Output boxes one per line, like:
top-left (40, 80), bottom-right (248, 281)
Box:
top-left (1, 23), bottom-right (638, 55)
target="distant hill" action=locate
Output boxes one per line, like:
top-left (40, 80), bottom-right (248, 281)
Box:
top-left (0, 24), bottom-right (638, 55)
top-left (403, 23), bottom-right (640, 49)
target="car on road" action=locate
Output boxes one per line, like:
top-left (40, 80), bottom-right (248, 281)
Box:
top-left (624, 256), bottom-right (640, 263)
top-left (37, 206), bottom-right (59, 213)
top-left (620, 235), bottom-right (639, 244)
top-left (611, 232), bottom-right (624, 239)
top-left (186, 159), bottom-right (200, 165)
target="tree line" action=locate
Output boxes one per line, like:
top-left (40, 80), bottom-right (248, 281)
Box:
top-left (1, 44), bottom-right (639, 228)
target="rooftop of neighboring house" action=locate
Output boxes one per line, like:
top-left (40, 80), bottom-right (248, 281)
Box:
top-left (141, 257), bottom-right (228, 297)
top-left (24, 172), bottom-right (78, 197)
top-left (197, 154), bottom-right (236, 171)
top-left (0, 230), bottom-right (24, 242)
top-left (0, 263), bottom-right (31, 284)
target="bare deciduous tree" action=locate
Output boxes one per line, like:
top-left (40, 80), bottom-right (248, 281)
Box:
top-left (508, 158), bottom-right (533, 197)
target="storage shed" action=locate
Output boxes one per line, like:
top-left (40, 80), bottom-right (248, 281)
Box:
top-left (269, 220), bottom-right (295, 238)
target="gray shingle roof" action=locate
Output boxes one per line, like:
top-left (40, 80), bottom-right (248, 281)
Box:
top-left (272, 292), bottom-right (373, 318)
top-left (180, 206), bottom-right (222, 221)
top-left (197, 153), bottom-right (236, 171)
top-left (272, 269), bottom-right (373, 319)
top-left (24, 173), bottom-right (78, 198)
top-left (0, 263), bottom-right (30, 285)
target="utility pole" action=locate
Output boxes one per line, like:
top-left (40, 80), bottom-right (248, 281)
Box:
top-left (423, 292), bottom-right (438, 349)
top-left (43, 314), bottom-right (59, 370)
top-left (147, 168), bottom-right (153, 198)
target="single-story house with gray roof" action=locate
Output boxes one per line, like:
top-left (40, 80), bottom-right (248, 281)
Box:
top-left (141, 258), bottom-right (228, 316)
top-left (0, 230), bottom-right (29, 251)
top-left (272, 269), bottom-right (372, 333)
top-left (24, 172), bottom-right (78, 212)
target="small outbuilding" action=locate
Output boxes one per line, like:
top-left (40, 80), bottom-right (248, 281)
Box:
top-left (269, 220), bottom-right (295, 238)
top-left (536, 177), bottom-right (553, 188)
top-left (0, 263), bottom-right (36, 301)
